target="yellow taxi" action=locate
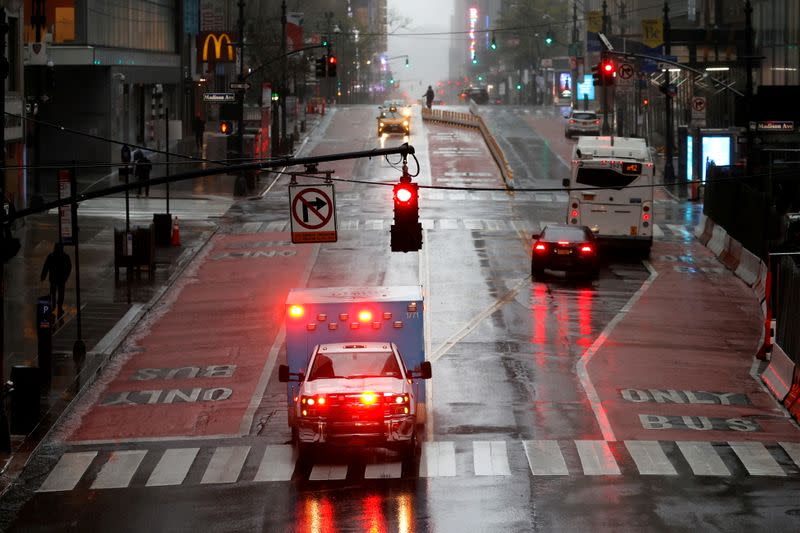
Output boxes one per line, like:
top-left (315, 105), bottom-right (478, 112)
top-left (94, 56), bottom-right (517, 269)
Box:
top-left (377, 101), bottom-right (411, 137)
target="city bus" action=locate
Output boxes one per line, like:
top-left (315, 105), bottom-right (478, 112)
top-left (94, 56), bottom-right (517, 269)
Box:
top-left (562, 136), bottom-right (655, 254)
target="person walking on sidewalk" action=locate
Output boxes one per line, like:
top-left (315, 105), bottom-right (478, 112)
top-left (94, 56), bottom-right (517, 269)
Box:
top-left (423, 86), bottom-right (435, 110)
top-left (133, 149), bottom-right (152, 197)
top-left (40, 242), bottom-right (72, 317)
top-left (193, 115), bottom-right (205, 152)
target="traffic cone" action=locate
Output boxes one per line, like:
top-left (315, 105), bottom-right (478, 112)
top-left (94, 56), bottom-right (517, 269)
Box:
top-left (171, 216), bottom-right (181, 246)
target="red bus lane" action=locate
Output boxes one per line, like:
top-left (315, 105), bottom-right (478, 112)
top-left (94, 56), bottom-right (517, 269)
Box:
top-left (68, 233), bottom-right (315, 443)
top-left (586, 239), bottom-right (800, 442)
top-left (427, 124), bottom-right (504, 188)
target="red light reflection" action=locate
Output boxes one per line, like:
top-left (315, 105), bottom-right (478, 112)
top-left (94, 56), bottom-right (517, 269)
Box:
top-left (297, 496), bottom-right (336, 533)
top-left (577, 288), bottom-right (593, 345)
top-left (362, 494), bottom-right (388, 533)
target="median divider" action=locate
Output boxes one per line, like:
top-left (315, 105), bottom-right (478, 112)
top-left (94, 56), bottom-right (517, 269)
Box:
top-left (421, 106), bottom-right (514, 189)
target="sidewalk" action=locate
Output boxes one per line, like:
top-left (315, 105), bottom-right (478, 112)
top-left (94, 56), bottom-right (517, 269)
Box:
top-left (0, 111), bottom-right (325, 493)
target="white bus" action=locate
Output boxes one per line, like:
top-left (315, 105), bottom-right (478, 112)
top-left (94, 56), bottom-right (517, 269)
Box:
top-left (563, 136), bottom-right (655, 254)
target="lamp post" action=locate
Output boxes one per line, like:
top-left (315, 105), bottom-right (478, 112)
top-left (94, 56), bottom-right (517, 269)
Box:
top-left (1, 0), bottom-right (23, 455)
top-left (662, 2), bottom-right (676, 186)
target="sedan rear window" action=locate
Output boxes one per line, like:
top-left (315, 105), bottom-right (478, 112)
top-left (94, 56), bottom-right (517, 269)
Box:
top-left (542, 226), bottom-right (589, 241)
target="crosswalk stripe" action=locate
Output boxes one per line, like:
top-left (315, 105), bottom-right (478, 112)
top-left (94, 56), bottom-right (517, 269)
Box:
top-left (473, 441), bottom-right (511, 476)
top-left (146, 448), bottom-right (199, 487)
top-left (780, 442), bottom-right (800, 468)
top-left (652, 224), bottom-right (665, 237)
top-left (575, 440), bottom-right (621, 475)
top-left (254, 445), bottom-right (296, 482)
top-left (420, 441), bottom-right (457, 477)
top-left (666, 224), bottom-right (690, 236)
top-left (438, 219), bottom-right (459, 230)
top-left (38, 451), bottom-right (97, 492)
top-left (523, 440), bottom-right (569, 475)
top-left (264, 221), bottom-right (287, 231)
top-left (464, 219), bottom-right (484, 230)
top-left (677, 441), bottom-right (731, 476)
top-left (729, 442), bottom-right (786, 476)
top-left (625, 441), bottom-right (677, 475)
top-left (241, 222), bottom-right (261, 234)
top-left (91, 450), bottom-right (147, 489)
top-left (309, 464), bottom-right (348, 481)
top-left (364, 462), bottom-right (403, 479)
top-left (200, 446), bottom-right (250, 484)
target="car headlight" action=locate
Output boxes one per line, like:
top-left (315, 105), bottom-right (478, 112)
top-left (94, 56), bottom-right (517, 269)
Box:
top-left (379, 122), bottom-right (384, 128)
top-left (402, 120), bottom-right (409, 127)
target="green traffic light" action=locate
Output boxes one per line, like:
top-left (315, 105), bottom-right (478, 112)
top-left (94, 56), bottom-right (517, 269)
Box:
top-left (545, 34), bottom-right (553, 46)
top-left (472, 56), bottom-right (478, 65)
top-left (516, 83), bottom-right (522, 90)
top-left (478, 75), bottom-right (484, 81)
top-left (405, 58), bottom-right (409, 68)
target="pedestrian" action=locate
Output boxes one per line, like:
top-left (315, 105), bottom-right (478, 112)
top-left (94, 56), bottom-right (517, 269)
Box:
top-left (40, 242), bottom-right (72, 317)
top-left (133, 149), bottom-right (152, 197)
top-left (423, 85), bottom-right (435, 110)
top-left (193, 115), bottom-right (205, 151)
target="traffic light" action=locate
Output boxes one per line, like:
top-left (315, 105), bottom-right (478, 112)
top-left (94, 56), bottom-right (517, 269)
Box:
top-left (404, 57), bottom-right (409, 68)
top-left (592, 63), bottom-right (601, 86)
top-left (219, 120), bottom-right (233, 135)
top-left (315, 56), bottom-right (326, 78)
top-left (544, 32), bottom-right (553, 46)
top-left (516, 83), bottom-right (522, 90)
top-left (601, 60), bottom-right (616, 85)
top-left (327, 55), bottom-right (337, 77)
top-left (490, 32), bottom-right (497, 50)
top-left (390, 180), bottom-right (422, 252)
top-left (472, 54), bottom-right (478, 65)
top-left (321, 36), bottom-right (328, 48)
top-left (642, 97), bottom-right (650, 107)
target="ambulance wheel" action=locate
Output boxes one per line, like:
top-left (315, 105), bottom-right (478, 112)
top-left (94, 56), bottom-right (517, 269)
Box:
top-left (400, 433), bottom-right (419, 459)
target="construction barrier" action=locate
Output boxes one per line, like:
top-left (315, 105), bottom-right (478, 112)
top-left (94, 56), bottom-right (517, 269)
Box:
top-left (421, 106), bottom-right (514, 189)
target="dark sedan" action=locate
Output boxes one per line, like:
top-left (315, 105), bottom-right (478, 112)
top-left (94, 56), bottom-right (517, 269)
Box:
top-left (531, 224), bottom-right (599, 279)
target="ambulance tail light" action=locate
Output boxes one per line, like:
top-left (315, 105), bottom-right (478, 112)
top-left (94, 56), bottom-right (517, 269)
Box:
top-left (289, 305), bottom-right (304, 318)
top-left (360, 391), bottom-right (379, 405)
top-left (388, 393), bottom-right (411, 415)
top-left (300, 394), bottom-right (328, 416)
top-left (358, 310), bottom-right (373, 322)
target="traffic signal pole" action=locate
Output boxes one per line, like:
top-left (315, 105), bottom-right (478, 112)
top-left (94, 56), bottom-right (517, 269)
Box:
top-left (235, 0), bottom-right (246, 194)
top-left (0, 7), bottom-right (10, 453)
top-left (662, 2), bottom-right (675, 186)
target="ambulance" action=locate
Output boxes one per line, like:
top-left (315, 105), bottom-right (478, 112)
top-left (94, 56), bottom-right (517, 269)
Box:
top-left (279, 286), bottom-right (431, 458)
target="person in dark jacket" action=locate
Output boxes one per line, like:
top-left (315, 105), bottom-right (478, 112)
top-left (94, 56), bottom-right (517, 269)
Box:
top-left (133, 149), bottom-right (153, 197)
top-left (41, 242), bottom-right (72, 316)
top-left (424, 86), bottom-right (435, 109)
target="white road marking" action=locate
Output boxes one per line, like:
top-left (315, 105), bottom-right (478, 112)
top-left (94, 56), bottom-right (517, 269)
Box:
top-left (200, 446), bottom-right (250, 484)
top-left (677, 441), bottom-right (731, 476)
top-left (576, 260), bottom-right (659, 442)
top-left (364, 462), bottom-right (403, 479)
top-left (625, 441), bottom-right (677, 475)
top-left (780, 442), bottom-right (800, 468)
top-left (264, 220), bottom-right (287, 231)
top-left (729, 442), bottom-right (786, 476)
top-left (241, 222), bottom-right (261, 234)
top-left (463, 219), bottom-right (484, 230)
top-left (438, 219), bottom-right (459, 230)
top-left (90, 450), bottom-right (147, 489)
top-left (38, 452), bottom-right (97, 492)
top-left (523, 440), bottom-right (569, 475)
top-left (254, 445), bottom-right (297, 482)
top-left (420, 441), bottom-right (457, 477)
top-left (309, 464), bottom-right (348, 481)
top-left (473, 441), bottom-right (511, 476)
top-left (652, 224), bottom-right (665, 237)
top-left (666, 223), bottom-right (691, 237)
top-left (146, 448), bottom-right (199, 487)
top-left (575, 440), bottom-right (621, 475)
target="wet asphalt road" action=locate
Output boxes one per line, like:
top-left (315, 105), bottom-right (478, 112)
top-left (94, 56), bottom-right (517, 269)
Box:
top-left (3, 105), bottom-right (800, 532)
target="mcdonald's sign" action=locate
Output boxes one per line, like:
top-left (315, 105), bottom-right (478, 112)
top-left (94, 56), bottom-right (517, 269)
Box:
top-left (197, 32), bottom-right (237, 63)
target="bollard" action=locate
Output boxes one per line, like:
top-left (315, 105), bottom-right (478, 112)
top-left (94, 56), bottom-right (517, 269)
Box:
top-left (10, 366), bottom-right (40, 435)
top-left (36, 295), bottom-right (53, 386)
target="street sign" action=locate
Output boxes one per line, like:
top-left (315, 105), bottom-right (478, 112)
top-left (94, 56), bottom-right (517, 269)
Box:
top-left (203, 92), bottom-right (236, 103)
top-left (229, 82), bottom-right (251, 90)
top-left (289, 183), bottom-right (337, 243)
top-left (617, 62), bottom-right (635, 86)
top-left (691, 96), bottom-right (706, 126)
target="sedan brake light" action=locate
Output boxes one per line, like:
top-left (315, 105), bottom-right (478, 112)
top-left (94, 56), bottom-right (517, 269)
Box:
top-left (579, 244), bottom-right (594, 254)
top-left (534, 242), bottom-right (547, 253)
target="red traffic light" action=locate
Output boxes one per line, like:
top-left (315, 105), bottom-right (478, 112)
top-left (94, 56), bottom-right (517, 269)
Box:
top-left (642, 98), bottom-right (650, 106)
top-left (602, 61), bottom-right (615, 74)
top-left (394, 183), bottom-right (416, 205)
top-left (328, 55), bottom-right (337, 65)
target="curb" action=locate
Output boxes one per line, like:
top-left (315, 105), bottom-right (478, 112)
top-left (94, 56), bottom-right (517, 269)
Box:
top-left (421, 107), bottom-right (515, 190)
top-left (694, 214), bottom-right (795, 408)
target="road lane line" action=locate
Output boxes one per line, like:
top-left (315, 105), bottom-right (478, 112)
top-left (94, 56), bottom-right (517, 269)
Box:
top-left (652, 224), bottom-right (664, 237)
top-left (779, 442), bottom-right (800, 467)
top-left (309, 464), bottom-right (348, 481)
top-left (523, 440), bottom-right (569, 476)
top-left (200, 446), bottom-right (250, 484)
top-left (146, 448), bottom-right (199, 487)
top-left (576, 260), bottom-right (659, 442)
top-left (90, 450), bottom-right (148, 489)
top-left (473, 441), bottom-right (511, 476)
top-left (625, 441), bottom-right (677, 475)
top-left (575, 440), bottom-right (621, 475)
top-left (364, 462), bottom-right (403, 479)
top-left (254, 445), bottom-right (297, 482)
top-left (420, 441), bottom-right (457, 477)
top-left (420, 227), bottom-right (435, 440)
top-left (37, 452), bottom-right (98, 492)
top-left (429, 276), bottom-right (528, 363)
top-left (729, 442), bottom-right (786, 476)
top-left (677, 441), bottom-right (730, 476)
top-left (239, 241), bottom-right (320, 435)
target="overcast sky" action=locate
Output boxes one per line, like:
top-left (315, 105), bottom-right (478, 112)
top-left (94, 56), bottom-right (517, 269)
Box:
top-left (387, 0), bottom-right (454, 91)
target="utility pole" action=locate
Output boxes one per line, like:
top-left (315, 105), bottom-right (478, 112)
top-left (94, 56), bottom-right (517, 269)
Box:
top-left (235, 0), bottom-right (246, 194)
top-left (744, 0), bottom-right (755, 178)
top-left (0, 6), bottom-right (10, 453)
top-left (571, 2), bottom-right (578, 109)
top-left (601, 1), bottom-right (609, 134)
top-left (663, 1), bottom-right (676, 186)
top-left (280, 0), bottom-right (287, 154)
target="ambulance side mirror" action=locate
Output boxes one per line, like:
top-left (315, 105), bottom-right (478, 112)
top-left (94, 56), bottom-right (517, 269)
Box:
top-left (279, 365), bottom-right (303, 382)
top-left (412, 361), bottom-right (432, 380)
top-left (562, 178), bottom-right (570, 187)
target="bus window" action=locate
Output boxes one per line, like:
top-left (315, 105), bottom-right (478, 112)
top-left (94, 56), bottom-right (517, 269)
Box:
top-left (575, 168), bottom-right (638, 190)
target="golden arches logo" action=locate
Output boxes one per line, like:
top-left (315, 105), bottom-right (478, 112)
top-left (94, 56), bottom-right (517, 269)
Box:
top-left (199, 32), bottom-right (236, 62)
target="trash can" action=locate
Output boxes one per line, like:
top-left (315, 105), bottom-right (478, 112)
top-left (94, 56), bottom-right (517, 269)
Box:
top-left (10, 365), bottom-right (41, 435)
top-left (36, 295), bottom-right (53, 384)
top-left (153, 213), bottom-right (172, 246)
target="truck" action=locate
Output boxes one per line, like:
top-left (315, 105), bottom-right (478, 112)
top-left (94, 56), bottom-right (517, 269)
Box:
top-left (278, 286), bottom-right (431, 458)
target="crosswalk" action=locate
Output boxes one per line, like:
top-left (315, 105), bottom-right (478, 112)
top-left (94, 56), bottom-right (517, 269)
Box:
top-left (38, 440), bottom-right (800, 492)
